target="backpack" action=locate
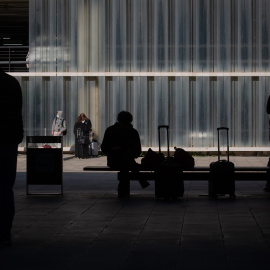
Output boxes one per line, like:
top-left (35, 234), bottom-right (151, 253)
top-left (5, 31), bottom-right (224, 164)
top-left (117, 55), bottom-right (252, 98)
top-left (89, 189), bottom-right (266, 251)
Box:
top-left (141, 148), bottom-right (165, 170)
top-left (173, 147), bottom-right (195, 169)
top-left (54, 118), bottom-right (67, 135)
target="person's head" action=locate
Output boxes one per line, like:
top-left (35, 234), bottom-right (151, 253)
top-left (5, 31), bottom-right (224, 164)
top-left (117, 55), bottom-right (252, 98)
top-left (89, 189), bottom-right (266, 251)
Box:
top-left (77, 116), bottom-right (82, 122)
top-left (80, 113), bottom-right (87, 121)
top-left (117, 111), bottom-right (133, 125)
top-left (57, 111), bottom-right (63, 119)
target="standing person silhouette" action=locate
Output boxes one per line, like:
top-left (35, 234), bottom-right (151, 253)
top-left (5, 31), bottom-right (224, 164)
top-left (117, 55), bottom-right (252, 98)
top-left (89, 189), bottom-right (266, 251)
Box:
top-left (101, 111), bottom-right (149, 198)
top-left (265, 95), bottom-right (270, 191)
top-left (0, 67), bottom-right (24, 248)
top-left (51, 111), bottom-right (67, 148)
top-left (80, 113), bottom-right (92, 158)
top-left (74, 115), bottom-right (83, 158)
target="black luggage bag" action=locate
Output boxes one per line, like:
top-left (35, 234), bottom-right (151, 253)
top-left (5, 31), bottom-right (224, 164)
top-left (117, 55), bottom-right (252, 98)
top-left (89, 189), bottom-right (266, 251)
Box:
top-left (77, 132), bottom-right (90, 159)
top-left (155, 125), bottom-right (184, 199)
top-left (209, 127), bottom-right (235, 198)
top-left (77, 143), bottom-right (84, 158)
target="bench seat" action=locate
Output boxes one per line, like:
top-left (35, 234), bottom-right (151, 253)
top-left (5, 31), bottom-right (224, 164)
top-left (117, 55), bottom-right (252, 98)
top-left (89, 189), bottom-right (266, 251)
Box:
top-left (83, 166), bottom-right (270, 181)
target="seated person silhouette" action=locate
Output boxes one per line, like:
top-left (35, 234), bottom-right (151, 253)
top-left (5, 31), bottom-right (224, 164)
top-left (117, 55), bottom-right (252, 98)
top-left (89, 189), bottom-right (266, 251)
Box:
top-left (101, 111), bottom-right (149, 197)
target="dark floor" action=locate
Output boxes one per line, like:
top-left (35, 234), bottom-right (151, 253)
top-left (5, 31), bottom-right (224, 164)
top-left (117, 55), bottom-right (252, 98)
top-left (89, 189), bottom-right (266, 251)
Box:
top-left (1, 156), bottom-right (270, 270)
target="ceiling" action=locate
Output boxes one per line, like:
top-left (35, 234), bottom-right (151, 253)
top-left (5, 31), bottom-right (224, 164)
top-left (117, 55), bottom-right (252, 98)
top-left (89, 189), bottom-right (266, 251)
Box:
top-left (0, 0), bottom-right (29, 46)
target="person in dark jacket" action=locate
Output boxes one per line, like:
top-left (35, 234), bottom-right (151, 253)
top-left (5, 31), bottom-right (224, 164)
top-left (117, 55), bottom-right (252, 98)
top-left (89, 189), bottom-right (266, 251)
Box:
top-left (265, 96), bottom-right (270, 191)
top-left (101, 111), bottom-right (149, 197)
top-left (0, 67), bottom-right (24, 248)
top-left (80, 113), bottom-right (92, 136)
top-left (74, 116), bottom-right (83, 158)
top-left (79, 113), bottom-right (92, 158)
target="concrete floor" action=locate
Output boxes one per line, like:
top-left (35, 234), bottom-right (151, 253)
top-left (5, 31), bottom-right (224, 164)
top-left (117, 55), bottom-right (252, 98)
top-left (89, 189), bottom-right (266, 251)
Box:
top-left (1, 155), bottom-right (270, 270)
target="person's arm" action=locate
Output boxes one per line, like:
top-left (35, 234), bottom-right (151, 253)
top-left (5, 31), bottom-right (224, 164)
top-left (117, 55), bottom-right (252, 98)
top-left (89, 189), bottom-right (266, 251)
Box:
top-left (88, 119), bottom-right (92, 130)
top-left (132, 130), bottom-right (142, 158)
top-left (51, 118), bottom-right (55, 135)
top-left (101, 128), bottom-right (111, 155)
top-left (60, 119), bottom-right (67, 134)
top-left (74, 123), bottom-right (77, 136)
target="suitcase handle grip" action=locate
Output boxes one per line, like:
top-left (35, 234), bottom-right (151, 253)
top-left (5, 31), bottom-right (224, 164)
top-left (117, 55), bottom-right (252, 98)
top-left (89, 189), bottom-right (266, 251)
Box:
top-left (217, 127), bottom-right (229, 161)
top-left (158, 125), bottom-right (169, 130)
top-left (217, 127), bottom-right (229, 131)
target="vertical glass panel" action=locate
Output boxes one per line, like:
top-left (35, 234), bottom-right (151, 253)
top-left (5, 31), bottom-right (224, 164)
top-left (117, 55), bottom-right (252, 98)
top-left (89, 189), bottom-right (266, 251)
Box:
top-left (77, 0), bottom-right (86, 72)
top-left (193, 0), bottom-right (211, 72)
top-left (236, 0), bottom-right (252, 71)
top-left (258, 0), bottom-right (270, 71)
top-left (175, 0), bottom-right (191, 71)
top-left (216, 0), bottom-right (231, 72)
top-left (135, 77), bottom-right (149, 146)
top-left (29, 0), bottom-right (36, 72)
top-left (84, 77), bottom-right (98, 135)
top-left (70, 1), bottom-right (78, 72)
top-left (109, 1), bottom-right (120, 71)
top-left (98, 0), bottom-right (106, 71)
top-left (88, 0), bottom-right (100, 71)
top-left (152, 0), bottom-right (168, 71)
top-left (97, 77), bottom-right (106, 141)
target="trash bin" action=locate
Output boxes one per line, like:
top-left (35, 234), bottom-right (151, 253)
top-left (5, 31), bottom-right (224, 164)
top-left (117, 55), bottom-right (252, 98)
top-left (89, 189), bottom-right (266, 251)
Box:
top-left (26, 136), bottom-right (63, 195)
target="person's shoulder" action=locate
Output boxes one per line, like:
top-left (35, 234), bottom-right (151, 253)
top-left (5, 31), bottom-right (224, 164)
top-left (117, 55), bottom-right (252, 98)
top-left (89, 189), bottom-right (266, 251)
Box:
top-left (1, 72), bottom-right (20, 84)
top-left (104, 123), bottom-right (118, 132)
top-left (131, 127), bottom-right (140, 135)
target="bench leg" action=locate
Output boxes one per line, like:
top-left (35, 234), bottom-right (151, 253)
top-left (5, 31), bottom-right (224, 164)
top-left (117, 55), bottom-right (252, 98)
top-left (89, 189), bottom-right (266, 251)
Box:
top-left (118, 172), bottom-right (130, 198)
top-left (264, 170), bottom-right (270, 192)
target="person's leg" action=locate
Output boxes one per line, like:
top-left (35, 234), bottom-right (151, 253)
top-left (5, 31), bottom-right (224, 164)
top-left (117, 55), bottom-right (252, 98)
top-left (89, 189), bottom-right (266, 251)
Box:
top-left (118, 169), bottom-right (130, 198)
top-left (53, 132), bottom-right (61, 148)
top-left (82, 144), bottom-right (89, 158)
top-left (0, 144), bottom-right (18, 245)
top-left (129, 159), bottom-right (150, 189)
top-left (264, 157), bottom-right (270, 191)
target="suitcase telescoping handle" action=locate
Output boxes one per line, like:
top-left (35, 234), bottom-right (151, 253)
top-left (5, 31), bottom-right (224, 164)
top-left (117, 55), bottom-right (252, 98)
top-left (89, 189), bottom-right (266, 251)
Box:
top-left (158, 125), bottom-right (170, 157)
top-left (217, 127), bottom-right (229, 162)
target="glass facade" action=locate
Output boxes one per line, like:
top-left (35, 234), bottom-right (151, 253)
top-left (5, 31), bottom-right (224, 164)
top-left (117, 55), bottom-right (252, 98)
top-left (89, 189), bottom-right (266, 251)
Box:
top-left (19, 0), bottom-right (270, 148)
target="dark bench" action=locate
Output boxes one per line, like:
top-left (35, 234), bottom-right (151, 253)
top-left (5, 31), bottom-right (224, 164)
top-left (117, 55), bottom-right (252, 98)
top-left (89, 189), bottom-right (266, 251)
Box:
top-left (83, 165), bottom-right (270, 197)
top-left (83, 165), bottom-right (270, 181)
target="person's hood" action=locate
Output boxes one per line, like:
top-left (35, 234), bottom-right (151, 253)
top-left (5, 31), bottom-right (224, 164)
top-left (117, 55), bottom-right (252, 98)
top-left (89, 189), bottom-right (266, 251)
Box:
top-left (57, 111), bottom-right (63, 119)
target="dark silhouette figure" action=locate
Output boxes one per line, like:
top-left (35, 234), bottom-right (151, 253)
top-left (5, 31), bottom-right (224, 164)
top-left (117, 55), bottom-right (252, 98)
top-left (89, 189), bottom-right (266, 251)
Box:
top-left (74, 115), bottom-right (83, 157)
top-left (101, 111), bottom-right (149, 197)
top-left (79, 113), bottom-right (92, 158)
top-left (265, 96), bottom-right (270, 191)
top-left (80, 113), bottom-right (92, 135)
top-left (51, 110), bottom-right (67, 148)
top-left (0, 67), bottom-right (24, 247)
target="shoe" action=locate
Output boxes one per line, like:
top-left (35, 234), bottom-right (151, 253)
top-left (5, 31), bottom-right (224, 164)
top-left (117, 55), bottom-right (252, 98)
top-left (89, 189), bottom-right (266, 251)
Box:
top-left (139, 180), bottom-right (150, 189)
top-left (117, 187), bottom-right (130, 198)
top-left (118, 191), bottom-right (130, 198)
top-left (0, 235), bottom-right (12, 249)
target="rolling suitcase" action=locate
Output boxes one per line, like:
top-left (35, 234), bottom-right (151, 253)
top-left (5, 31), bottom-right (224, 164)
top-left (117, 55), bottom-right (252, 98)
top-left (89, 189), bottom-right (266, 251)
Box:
top-left (209, 127), bottom-right (235, 198)
top-left (89, 140), bottom-right (98, 157)
top-left (155, 125), bottom-right (184, 199)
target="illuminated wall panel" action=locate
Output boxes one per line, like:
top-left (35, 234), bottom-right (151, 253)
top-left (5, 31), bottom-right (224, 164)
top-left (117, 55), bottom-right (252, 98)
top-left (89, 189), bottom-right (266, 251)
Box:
top-left (20, 0), bottom-right (270, 148)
